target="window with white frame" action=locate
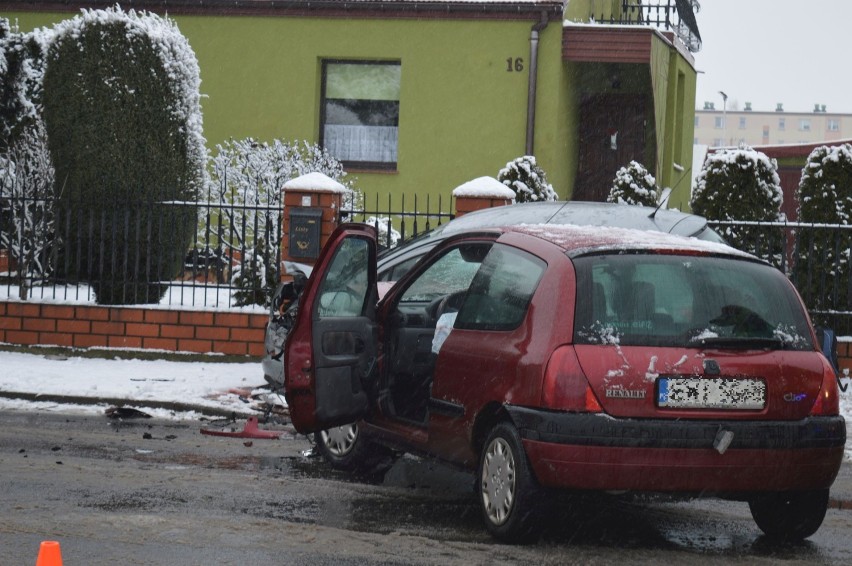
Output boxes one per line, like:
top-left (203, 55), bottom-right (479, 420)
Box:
top-left (828, 119), bottom-right (840, 132)
top-left (320, 60), bottom-right (401, 169)
top-left (799, 119), bottom-right (811, 131)
top-left (739, 117), bottom-right (746, 129)
top-left (714, 116), bottom-right (724, 129)
top-left (779, 117), bottom-right (785, 130)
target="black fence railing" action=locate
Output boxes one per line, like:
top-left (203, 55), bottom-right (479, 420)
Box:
top-left (0, 193), bottom-right (453, 309)
top-left (340, 192), bottom-right (455, 250)
top-left (708, 219), bottom-right (852, 335)
top-left (588, 0), bottom-right (702, 52)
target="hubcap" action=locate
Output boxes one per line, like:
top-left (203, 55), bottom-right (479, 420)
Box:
top-left (481, 437), bottom-right (516, 526)
top-left (320, 424), bottom-right (359, 457)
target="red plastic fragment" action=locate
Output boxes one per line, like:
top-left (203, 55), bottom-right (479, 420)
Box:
top-left (200, 416), bottom-right (283, 439)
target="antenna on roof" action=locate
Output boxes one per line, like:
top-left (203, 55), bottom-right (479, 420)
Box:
top-left (649, 187), bottom-right (673, 219)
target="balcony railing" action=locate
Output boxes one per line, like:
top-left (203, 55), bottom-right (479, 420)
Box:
top-left (589, 0), bottom-right (702, 52)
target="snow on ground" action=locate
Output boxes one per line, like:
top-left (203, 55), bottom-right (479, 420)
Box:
top-left (0, 282), bottom-right (265, 312)
top-left (0, 350), bottom-right (274, 420)
top-left (0, 349), bottom-right (851, 460)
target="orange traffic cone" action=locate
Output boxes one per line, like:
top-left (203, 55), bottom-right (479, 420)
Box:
top-left (35, 540), bottom-right (63, 566)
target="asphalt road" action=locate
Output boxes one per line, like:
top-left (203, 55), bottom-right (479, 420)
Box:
top-left (2, 410), bottom-right (852, 565)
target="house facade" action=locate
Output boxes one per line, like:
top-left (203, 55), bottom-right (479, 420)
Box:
top-left (2, 0), bottom-right (700, 209)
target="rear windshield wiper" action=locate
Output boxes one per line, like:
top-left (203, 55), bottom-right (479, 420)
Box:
top-left (689, 336), bottom-right (786, 350)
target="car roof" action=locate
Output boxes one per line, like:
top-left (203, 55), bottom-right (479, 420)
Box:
top-left (439, 201), bottom-right (712, 238)
top-left (377, 201), bottom-right (721, 267)
top-left (499, 223), bottom-right (751, 258)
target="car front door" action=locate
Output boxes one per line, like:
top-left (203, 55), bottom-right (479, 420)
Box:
top-left (284, 224), bottom-right (378, 434)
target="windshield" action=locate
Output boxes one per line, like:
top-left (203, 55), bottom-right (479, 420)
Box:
top-left (573, 253), bottom-right (813, 350)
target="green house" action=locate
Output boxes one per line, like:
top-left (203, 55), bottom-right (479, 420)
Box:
top-left (2, 0), bottom-right (700, 210)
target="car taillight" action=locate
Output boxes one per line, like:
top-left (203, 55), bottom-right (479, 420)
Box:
top-left (541, 345), bottom-right (602, 412)
top-left (810, 356), bottom-right (840, 416)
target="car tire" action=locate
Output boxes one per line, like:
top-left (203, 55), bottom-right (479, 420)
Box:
top-left (748, 489), bottom-right (829, 540)
top-left (477, 421), bottom-right (542, 543)
top-left (313, 423), bottom-right (395, 476)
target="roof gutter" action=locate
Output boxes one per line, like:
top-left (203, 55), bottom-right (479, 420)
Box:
top-left (525, 10), bottom-right (549, 156)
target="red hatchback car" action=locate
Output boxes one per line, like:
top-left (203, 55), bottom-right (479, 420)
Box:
top-left (284, 223), bottom-right (845, 543)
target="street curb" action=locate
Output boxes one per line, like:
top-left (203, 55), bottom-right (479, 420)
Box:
top-left (0, 391), bottom-right (256, 419)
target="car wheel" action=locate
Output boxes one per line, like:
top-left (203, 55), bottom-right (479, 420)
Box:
top-left (477, 421), bottom-right (542, 543)
top-left (748, 489), bottom-right (829, 540)
top-left (313, 423), bottom-right (395, 475)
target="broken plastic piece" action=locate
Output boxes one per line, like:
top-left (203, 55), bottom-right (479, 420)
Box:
top-left (200, 416), bottom-right (283, 439)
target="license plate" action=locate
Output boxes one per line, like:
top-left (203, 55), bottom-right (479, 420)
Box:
top-left (657, 377), bottom-right (765, 409)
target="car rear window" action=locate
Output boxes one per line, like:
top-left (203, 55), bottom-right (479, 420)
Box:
top-left (573, 253), bottom-right (812, 350)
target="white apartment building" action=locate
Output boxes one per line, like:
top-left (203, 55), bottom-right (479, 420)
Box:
top-left (694, 101), bottom-right (852, 148)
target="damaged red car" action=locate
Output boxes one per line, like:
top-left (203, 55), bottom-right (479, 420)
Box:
top-left (283, 222), bottom-right (845, 543)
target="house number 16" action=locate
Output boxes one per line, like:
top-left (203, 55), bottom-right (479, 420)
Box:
top-left (506, 57), bottom-right (524, 72)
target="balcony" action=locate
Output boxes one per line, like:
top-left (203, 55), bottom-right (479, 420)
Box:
top-left (584, 0), bottom-right (702, 52)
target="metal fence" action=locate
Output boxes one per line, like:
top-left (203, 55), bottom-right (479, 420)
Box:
top-left (0, 193), bottom-right (452, 309)
top-left (340, 192), bottom-right (455, 250)
top-left (5, 191), bottom-right (852, 332)
top-left (708, 219), bottom-right (852, 334)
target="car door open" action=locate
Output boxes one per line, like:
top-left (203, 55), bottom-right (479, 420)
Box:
top-left (285, 224), bottom-right (378, 433)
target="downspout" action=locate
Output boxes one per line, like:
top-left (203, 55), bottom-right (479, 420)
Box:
top-left (525, 11), bottom-right (550, 156)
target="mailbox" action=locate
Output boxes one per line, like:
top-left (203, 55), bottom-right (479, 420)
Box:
top-left (288, 207), bottom-right (323, 259)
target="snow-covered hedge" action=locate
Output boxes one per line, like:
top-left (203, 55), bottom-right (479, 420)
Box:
top-left (0, 121), bottom-right (55, 295)
top-left (607, 161), bottom-right (658, 206)
top-left (497, 155), bottom-right (557, 203)
top-left (691, 145), bottom-right (783, 261)
top-left (0, 19), bottom-right (51, 152)
top-left (794, 144), bottom-right (852, 315)
top-left (42, 7), bottom-right (207, 305)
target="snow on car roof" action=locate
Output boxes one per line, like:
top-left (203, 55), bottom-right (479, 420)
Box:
top-left (506, 223), bottom-right (754, 258)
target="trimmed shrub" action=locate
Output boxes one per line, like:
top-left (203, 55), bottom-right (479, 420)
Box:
top-left (794, 144), bottom-right (852, 317)
top-left (497, 155), bottom-right (557, 202)
top-left (42, 7), bottom-right (207, 304)
top-left (607, 161), bottom-right (659, 206)
top-left (691, 145), bottom-right (783, 261)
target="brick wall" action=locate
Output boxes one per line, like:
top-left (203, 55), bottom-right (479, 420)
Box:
top-left (0, 302), bottom-right (267, 356)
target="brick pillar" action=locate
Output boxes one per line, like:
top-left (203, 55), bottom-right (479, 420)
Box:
top-left (452, 176), bottom-right (515, 217)
top-left (281, 173), bottom-right (348, 277)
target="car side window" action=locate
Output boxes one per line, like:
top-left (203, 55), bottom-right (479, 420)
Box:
top-left (315, 237), bottom-right (371, 317)
top-left (455, 245), bottom-right (545, 331)
top-left (399, 245), bottom-right (488, 303)
top-left (379, 255), bottom-right (420, 282)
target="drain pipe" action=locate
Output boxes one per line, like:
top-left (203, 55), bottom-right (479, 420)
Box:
top-left (525, 11), bottom-right (550, 156)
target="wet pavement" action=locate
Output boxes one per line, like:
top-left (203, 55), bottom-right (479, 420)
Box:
top-left (2, 411), bottom-right (852, 565)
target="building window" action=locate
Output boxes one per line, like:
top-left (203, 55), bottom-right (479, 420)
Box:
top-left (714, 116), bottom-right (724, 129)
top-left (739, 117), bottom-right (746, 129)
top-left (779, 117), bottom-right (785, 130)
top-left (712, 138), bottom-right (723, 147)
top-left (799, 119), bottom-right (811, 131)
top-left (762, 126), bottom-right (770, 137)
top-left (320, 60), bottom-right (401, 169)
top-left (828, 119), bottom-right (840, 131)
top-left (694, 116), bottom-right (699, 127)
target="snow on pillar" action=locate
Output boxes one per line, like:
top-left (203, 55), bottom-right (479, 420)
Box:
top-left (282, 172), bottom-right (349, 275)
top-left (452, 176), bottom-right (516, 217)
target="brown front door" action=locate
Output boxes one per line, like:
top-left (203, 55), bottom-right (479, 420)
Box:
top-left (574, 94), bottom-right (647, 202)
